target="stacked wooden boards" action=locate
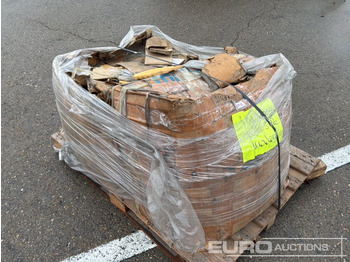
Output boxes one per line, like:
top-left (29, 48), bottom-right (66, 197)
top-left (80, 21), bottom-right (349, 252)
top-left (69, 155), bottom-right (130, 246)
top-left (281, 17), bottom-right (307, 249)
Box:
top-left (52, 131), bottom-right (327, 261)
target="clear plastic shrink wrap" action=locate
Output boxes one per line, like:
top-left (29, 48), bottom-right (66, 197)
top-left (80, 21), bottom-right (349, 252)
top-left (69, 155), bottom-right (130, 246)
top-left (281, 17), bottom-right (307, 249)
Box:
top-left (52, 25), bottom-right (296, 253)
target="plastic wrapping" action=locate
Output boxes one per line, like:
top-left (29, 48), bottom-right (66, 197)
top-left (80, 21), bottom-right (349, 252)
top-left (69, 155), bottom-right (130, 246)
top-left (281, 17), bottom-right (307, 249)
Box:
top-left (52, 25), bottom-right (296, 253)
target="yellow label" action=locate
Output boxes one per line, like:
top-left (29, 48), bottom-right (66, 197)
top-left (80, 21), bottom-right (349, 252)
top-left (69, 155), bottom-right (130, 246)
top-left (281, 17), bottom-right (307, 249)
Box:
top-left (232, 98), bottom-right (283, 163)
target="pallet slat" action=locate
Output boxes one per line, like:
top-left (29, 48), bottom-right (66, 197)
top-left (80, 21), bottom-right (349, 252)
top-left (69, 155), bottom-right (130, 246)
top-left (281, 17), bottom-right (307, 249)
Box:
top-left (290, 145), bottom-right (327, 178)
top-left (253, 205), bottom-right (278, 229)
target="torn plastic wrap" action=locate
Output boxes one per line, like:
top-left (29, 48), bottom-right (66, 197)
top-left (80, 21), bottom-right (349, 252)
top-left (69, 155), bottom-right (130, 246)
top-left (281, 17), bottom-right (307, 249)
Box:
top-left (52, 25), bottom-right (296, 253)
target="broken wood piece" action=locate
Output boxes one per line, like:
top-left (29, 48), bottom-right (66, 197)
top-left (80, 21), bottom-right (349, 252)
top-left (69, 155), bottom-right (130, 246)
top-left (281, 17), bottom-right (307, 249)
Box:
top-left (224, 46), bottom-right (238, 54)
top-left (93, 80), bottom-right (115, 94)
top-left (105, 50), bottom-right (129, 67)
top-left (51, 128), bottom-right (65, 149)
top-left (146, 36), bottom-right (173, 55)
top-left (126, 29), bottom-right (152, 48)
top-left (87, 79), bottom-right (115, 103)
top-left (87, 51), bottom-right (109, 67)
top-left (187, 54), bottom-right (199, 60)
top-left (71, 67), bottom-right (91, 88)
top-left (72, 74), bottom-right (89, 88)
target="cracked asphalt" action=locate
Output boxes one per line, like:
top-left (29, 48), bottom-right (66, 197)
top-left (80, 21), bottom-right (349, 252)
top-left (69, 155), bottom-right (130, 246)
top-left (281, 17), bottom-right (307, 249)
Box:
top-left (2, 0), bottom-right (349, 261)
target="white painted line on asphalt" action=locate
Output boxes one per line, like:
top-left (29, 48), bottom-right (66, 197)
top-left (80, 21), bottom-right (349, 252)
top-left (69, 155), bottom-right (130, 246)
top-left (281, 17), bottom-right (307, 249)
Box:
top-left (319, 144), bottom-right (350, 173)
top-left (62, 144), bottom-right (350, 262)
top-left (62, 230), bottom-right (156, 262)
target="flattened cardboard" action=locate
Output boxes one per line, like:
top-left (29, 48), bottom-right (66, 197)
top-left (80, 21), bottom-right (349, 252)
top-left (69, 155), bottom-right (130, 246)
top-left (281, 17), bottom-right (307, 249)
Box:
top-left (203, 54), bottom-right (246, 88)
top-left (247, 67), bottom-right (279, 93)
top-left (116, 61), bottom-right (156, 74)
top-left (91, 64), bottom-right (122, 80)
top-left (145, 49), bottom-right (173, 65)
top-left (145, 36), bottom-right (173, 65)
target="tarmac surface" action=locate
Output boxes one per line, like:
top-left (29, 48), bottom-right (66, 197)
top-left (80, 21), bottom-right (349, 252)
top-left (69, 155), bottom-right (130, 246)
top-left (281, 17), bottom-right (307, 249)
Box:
top-left (2, 0), bottom-right (349, 261)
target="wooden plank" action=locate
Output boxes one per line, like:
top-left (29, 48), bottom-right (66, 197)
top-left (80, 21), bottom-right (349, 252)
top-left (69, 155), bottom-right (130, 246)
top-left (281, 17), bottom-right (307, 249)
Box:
top-left (51, 129), bottom-right (65, 149)
top-left (289, 167), bottom-right (308, 182)
top-left (290, 145), bottom-right (318, 166)
top-left (306, 159), bottom-right (327, 181)
top-left (223, 224), bottom-right (263, 262)
top-left (109, 194), bottom-right (128, 214)
top-left (231, 227), bottom-right (255, 241)
top-left (290, 145), bottom-right (318, 176)
top-left (264, 215), bottom-right (276, 231)
top-left (122, 199), bottom-right (149, 226)
top-left (254, 205), bottom-right (279, 229)
top-left (290, 145), bottom-right (327, 181)
top-left (218, 239), bottom-right (244, 262)
top-left (286, 170), bottom-right (304, 191)
top-left (273, 187), bottom-right (295, 209)
top-left (242, 221), bottom-right (264, 241)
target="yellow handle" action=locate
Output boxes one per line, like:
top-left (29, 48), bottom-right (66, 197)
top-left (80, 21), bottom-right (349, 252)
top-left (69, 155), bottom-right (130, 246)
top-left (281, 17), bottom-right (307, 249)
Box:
top-left (133, 65), bottom-right (183, 80)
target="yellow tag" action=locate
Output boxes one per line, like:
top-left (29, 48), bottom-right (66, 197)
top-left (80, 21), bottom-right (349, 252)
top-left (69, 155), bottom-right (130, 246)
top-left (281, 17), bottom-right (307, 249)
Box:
top-left (232, 98), bottom-right (283, 163)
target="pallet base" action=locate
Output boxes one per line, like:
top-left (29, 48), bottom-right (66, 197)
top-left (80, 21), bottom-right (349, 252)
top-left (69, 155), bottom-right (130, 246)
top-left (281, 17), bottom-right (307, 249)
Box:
top-left (51, 131), bottom-right (327, 262)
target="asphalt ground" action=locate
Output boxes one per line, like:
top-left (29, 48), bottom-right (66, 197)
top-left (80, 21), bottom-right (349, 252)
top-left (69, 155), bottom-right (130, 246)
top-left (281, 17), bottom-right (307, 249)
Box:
top-left (2, 0), bottom-right (349, 261)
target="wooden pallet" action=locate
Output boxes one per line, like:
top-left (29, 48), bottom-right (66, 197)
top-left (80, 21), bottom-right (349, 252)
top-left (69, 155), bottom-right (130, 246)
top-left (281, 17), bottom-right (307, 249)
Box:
top-left (52, 130), bottom-right (327, 262)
